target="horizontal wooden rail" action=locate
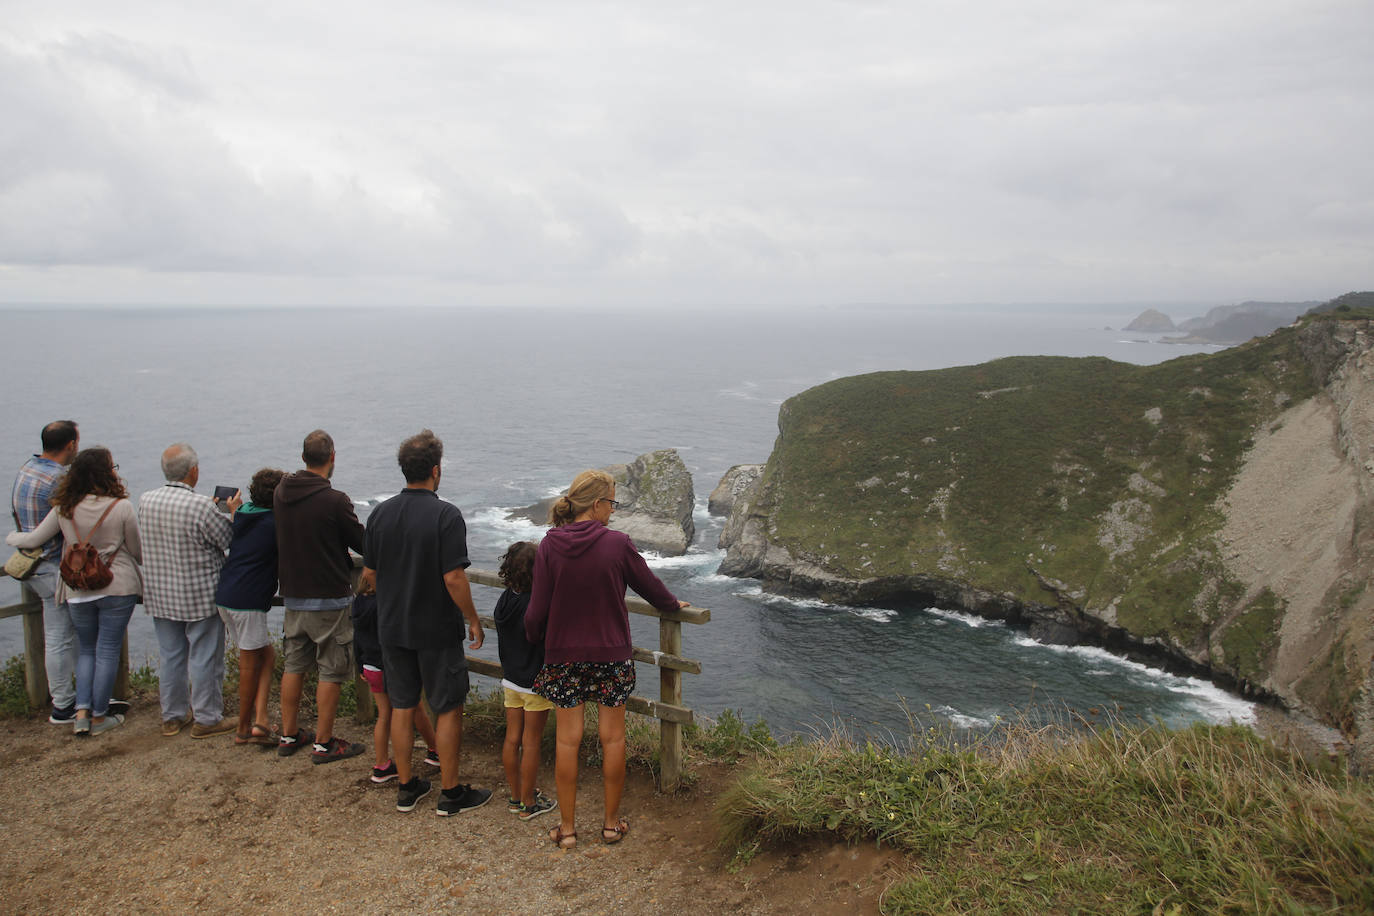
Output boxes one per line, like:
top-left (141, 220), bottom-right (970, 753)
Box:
top-left (464, 568), bottom-right (710, 625)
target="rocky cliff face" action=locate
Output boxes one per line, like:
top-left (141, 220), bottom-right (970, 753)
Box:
top-left (708, 464), bottom-right (764, 518)
top-left (608, 449), bottom-right (696, 555)
top-left (722, 309), bottom-right (1374, 767)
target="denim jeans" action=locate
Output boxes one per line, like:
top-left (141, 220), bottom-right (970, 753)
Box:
top-left (153, 615), bottom-right (226, 726)
top-left (24, 560), bottom-right (77, 710)
top-left (68, 595), bottom-right (136, 717)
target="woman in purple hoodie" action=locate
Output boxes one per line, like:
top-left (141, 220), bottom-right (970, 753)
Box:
top-left (524, 469), bottom-right (688, 849)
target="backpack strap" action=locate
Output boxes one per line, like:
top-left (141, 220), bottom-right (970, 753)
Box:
top-left (69, 499), bottom-right (119, 548)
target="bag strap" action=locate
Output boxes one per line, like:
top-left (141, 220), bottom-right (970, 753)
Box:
top-left (68, 499), bottom-right (119, 549)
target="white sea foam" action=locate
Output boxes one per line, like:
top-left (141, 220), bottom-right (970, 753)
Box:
top-left (353, 493), bottom-right (394, 509)
top-left (1011, 636), bottom-right (1256, 724)
top-left (470, 507), bottom-right (546, 541)
top-left (733, 586), bottom-right (895, 622)
top-left (936, 705), bottom-right (992, 729)
top-left (644, 549), bottom-right (724, 571)
top-left (925, 607), bottom-right (1002, 629)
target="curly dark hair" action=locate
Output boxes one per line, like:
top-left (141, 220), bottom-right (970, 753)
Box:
top-left (498, 541), bottom-right (536, 593)
top-left (397, 429), bottom-right (443, 484)
top-left (50, 447), bottom-right (127, 516)
top-left (248, 467), bottom-right (285, 508)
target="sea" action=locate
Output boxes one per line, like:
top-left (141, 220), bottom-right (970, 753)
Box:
top-left (0, 304), bottom-right (1252, 738)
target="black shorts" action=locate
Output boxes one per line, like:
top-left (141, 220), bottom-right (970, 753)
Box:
top-left (380, 644), bottom-right (470, 715)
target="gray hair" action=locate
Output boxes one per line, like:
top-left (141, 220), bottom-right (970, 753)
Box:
top-left (161, 443), bottom-right (199, 482)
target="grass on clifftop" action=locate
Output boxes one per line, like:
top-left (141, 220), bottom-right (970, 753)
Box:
top-left (760, 317), bottom-right (1325, 643)
top-left (716, 719), bottom-right (1373, 914)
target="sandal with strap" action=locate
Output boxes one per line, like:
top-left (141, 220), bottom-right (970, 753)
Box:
top-left (601, 817), bottom-right (630, 845)
top-left (235, 723), bottom-right (276, 746)
top-left (549, 825), bottom-right (577, 849)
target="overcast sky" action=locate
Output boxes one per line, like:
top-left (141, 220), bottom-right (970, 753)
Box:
top-left (1, 1), bottom-right (1370, 309)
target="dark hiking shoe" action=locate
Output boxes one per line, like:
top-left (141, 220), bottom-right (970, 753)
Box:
top-left (311, 736), bottom-right (364, 765)
top-left (397, 778), bottom-right (432, 812)
top-left (277, 728), bottom-right (315, 757)
top-left (436, 784), bottom-right (492, 817)
top-left (49, 704), bottom-right (77, 724)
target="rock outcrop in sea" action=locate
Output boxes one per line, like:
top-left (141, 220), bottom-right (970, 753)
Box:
top-left (721, 297), bottom-right (1374, 770)
top-left (708, 464), bottom-right (764, 517)
top-left (507, 448), bottom-right (696, 556)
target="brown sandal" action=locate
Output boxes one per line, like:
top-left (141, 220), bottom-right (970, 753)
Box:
top-left (235, 723), bottom-right (276, 746)
top-left (601, 817), bottom-right (629, 845)
top-left (549, 825), bottom-right (577, 849)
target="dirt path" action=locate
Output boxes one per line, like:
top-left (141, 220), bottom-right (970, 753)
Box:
top-left (1, 698), bottom-right (897, 915)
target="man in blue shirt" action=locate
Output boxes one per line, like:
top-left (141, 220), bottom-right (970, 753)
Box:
top-left (10, 420), bottom-right (81, 723)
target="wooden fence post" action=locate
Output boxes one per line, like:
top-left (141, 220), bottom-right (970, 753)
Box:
top-left (659, 617), bottom-right (683, 792)
top-left (18, 584), bottom-right (47, 710)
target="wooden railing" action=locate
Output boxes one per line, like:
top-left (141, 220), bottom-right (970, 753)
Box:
top-left (0, 566), bottom-right (709, 791)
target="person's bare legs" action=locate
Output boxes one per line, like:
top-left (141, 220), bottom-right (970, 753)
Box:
top-left (415, 702), bottom-right (438, 752)
top-left (552, 704), bottom-right (584, 845)
top-left (520, 708), bottom-right (551, 806)
top-left (236, 649), bottom-right (260, 737)
top-left (315, 680), bottom-right (341, 743)
top-left (373, 690), bottom-right (394, 769)
top-left (279, 671), bottom-right (304, 737)
top-left (503, 706), bottom-right (524, 801)
top-left (253, 645), bottom-right (274, 729)
top-left (435, 706), bottom-right (463, 791)
top-left (391, 705), bottom-right (416, 784)
top-left (598, 703), bottom-right (628, 838)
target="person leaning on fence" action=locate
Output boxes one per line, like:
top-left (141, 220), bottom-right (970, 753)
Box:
top-left (493, 540), bottom-right (557, 821)
top-left (138, 443), bottom-right (241, 739)
top-left (524, 469), bottom-right (689, 849)
top-left (214, 467), bottom-right (285, 747)
top-left (7, 447), bottom-right (142, 736)
top-left (9, 419), bottom-right (88, 725)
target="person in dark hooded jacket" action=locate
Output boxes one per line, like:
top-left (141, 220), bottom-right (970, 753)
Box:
top-left (524, 469), bottom-right (688, 849)
top-left (216, 467), bottom-right (285, 745)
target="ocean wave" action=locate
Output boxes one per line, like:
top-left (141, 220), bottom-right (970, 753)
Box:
top-left (1011, 636), bottom-right (1255, 724)
top-left (936, 705), bottom-right (992, 729)
top-left (924, 608), bottom-right (1003, 629)
top-left (353, 493), bottom-right (395, 509)
top-left (733, 585), bottom-right (895, 622)
top-left (469, 507), bottom-right (546, 541)
top-left (643, 549), bottom-right (724, 571)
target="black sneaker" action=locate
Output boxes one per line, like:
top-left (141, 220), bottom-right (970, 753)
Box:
top-left (107, 699), bottom-right (131, 717)
top-left (397, 778), bottom-right (432, 812)
top-left (48, 704), bottom-right (76, 725)
top-left (436, 784), bottom-right (492, 817)
top-left (517, 792), bottom-right (558, 821)
top-left (277, 727), bottom-right (314, 757)
top-left (311, 736), bottom-right (364, 765)
top-left (423, 747), bottom-right (441, 768)
top-left (371, 760), bottom-right (398, 784)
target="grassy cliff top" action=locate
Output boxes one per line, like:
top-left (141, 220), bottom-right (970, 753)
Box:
top-left (757, 310), bottom-right (1364, 617)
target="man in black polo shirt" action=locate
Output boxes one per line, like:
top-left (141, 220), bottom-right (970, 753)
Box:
top-left (362, 429), bottom-right (491, 816)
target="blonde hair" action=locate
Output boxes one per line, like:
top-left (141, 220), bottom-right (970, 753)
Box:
top-left (549, 469), bottom-right (615, 527)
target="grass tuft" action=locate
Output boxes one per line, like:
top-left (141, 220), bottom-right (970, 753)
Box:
top-left (716, 717), bottom-right (1374, 914)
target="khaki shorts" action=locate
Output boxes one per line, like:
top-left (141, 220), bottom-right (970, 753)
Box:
top-left (282, 608), bottom-right (354, 683)
top-left (503, 685), bottom-right (554, 712)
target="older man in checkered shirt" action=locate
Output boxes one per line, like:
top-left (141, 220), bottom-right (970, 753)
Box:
top-left (138, 442), bottom-right (243, 738)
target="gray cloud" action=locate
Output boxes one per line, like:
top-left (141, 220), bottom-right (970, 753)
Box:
top-left (0, 1), bottom-right (1370, 307)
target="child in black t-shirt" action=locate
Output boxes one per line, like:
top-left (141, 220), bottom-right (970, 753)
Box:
top-left (352, 577), bottom-right (440, 783)
top-left (494, 541), bottom-right (557, 820)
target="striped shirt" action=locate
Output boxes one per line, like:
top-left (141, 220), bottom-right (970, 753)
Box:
top-left (11, 456), bottom-right (66, 562)
top-left (137, 482), bottom-right (233, 621)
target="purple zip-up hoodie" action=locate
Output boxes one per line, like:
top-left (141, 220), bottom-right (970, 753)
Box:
top-left (524, 519), bottom-right (679, 664)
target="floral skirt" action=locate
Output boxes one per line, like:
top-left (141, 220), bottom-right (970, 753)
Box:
top-left (532, 660), bottom-right (635, 709)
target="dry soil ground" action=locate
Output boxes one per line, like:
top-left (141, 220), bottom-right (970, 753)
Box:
top-left (0, 697), bottom-right (903, 915)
